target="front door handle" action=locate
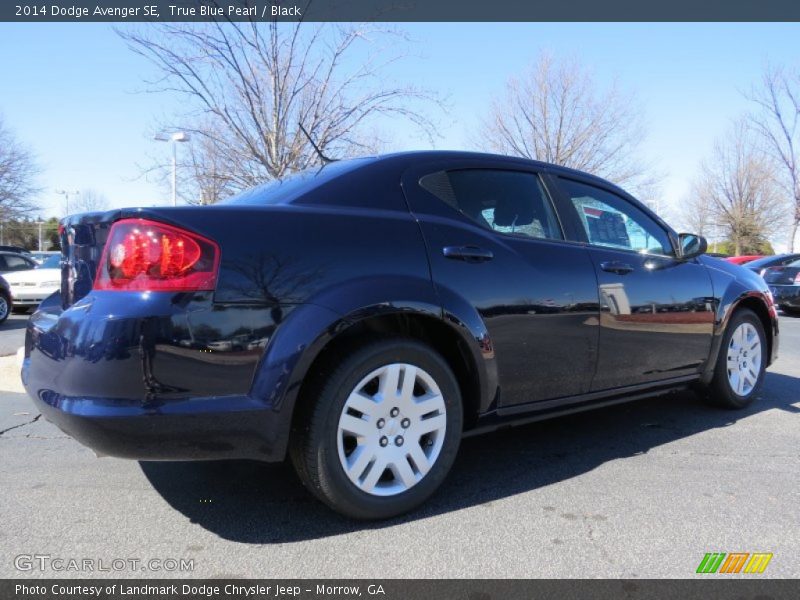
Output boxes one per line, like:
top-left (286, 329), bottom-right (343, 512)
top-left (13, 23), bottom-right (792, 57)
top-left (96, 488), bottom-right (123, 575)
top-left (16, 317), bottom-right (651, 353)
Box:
top-left (600, 260), bottom-right (634, 275)
top-left (442, 246), bottom-right (494, 263)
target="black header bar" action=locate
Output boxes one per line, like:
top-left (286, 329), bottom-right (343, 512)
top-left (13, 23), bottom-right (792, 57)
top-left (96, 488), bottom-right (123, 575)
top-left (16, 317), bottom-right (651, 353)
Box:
top-left (3, 579), bottom-right (800, 600)
top-left (3, 0), bottom-right (800, 22)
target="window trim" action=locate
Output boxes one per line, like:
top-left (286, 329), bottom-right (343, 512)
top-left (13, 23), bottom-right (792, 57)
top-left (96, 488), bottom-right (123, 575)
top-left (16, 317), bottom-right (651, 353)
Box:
top-left (418, 167), bottom-right (567, 244)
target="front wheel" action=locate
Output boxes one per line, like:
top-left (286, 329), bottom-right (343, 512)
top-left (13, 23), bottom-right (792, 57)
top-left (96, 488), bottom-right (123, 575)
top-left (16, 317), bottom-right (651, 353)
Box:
top-left (0, 293), bottom-right (10, 324)
top-left (708, 309), bottom-right (767, 409)
top-left (290, 338), bottom-right (463, 519)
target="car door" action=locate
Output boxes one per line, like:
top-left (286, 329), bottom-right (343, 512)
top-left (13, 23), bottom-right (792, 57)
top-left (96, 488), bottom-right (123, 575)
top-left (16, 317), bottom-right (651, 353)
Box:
top-left (402, 160), bottom-right (600, 408)
top-left (552, 176), bottom-right (715, 390)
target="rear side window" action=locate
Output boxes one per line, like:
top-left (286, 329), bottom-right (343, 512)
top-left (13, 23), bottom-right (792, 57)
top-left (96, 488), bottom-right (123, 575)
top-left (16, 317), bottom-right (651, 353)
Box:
top-left (420, 170), bottom-right (563, 240)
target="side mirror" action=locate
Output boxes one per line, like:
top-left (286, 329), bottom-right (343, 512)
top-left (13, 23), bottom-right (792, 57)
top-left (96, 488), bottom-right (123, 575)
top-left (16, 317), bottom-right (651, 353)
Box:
top-left (678, 233), bottom-right (707, 260)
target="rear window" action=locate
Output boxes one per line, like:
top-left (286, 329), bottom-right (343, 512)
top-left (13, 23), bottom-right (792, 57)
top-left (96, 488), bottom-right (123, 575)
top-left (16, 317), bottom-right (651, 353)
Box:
top-left (220, 159), bottom-right (371, 206)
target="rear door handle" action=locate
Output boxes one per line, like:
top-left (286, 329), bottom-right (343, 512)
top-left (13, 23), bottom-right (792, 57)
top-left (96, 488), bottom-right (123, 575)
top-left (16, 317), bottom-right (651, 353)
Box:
top-left (600, 261), bottom-right (634, 275)
top-left (442, 246), bottom-right (494, 263)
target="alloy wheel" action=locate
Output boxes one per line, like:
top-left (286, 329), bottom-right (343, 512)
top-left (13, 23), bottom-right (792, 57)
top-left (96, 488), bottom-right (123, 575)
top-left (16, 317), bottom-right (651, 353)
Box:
top-left (336, 363), bottom-right (447, 497)
top-left (726, 322), bottom-right (762, 396)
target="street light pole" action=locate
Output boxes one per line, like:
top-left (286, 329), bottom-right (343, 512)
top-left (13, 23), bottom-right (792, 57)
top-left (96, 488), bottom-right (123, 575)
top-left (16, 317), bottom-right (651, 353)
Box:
top-left (56, 189), bottom-right (79, 217)
top-left (154, 132), bottom-right (190, 207)
top-left (171, 141), bottom-right (177, 207)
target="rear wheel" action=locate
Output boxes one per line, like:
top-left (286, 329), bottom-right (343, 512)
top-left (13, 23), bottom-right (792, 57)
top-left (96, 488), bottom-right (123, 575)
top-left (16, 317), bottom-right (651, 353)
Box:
top-left (708, 309), bottom-right (767, 409)
top-left (290, 338), bottom-right (463, 519)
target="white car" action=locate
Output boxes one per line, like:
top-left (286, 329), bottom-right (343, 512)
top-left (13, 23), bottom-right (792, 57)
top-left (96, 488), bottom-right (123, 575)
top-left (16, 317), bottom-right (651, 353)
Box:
top-left (4, 254), bottom-right (61, 312)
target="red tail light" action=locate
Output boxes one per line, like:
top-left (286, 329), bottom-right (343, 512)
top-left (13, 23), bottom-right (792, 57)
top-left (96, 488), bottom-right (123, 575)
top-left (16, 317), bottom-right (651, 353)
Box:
top-left (94, 219), bottom-right (219, 291)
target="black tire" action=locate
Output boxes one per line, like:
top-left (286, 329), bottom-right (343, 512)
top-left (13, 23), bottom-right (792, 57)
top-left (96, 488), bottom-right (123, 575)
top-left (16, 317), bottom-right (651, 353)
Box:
top-left (0, 293), bottom-right (10, 324)
top-left (781, 307), bottom-right (800, 317)
top-left (707, 309), bottom-right (767, 409)
top-left (290, 338), bottom-right (463, 519)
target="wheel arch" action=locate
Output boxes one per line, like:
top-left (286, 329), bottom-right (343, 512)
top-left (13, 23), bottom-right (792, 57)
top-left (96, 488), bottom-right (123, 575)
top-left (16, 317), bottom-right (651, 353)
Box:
top-left (249, 276), bottom-right (498, 461)
top-left (290, 309), bottom-right (488, 437)
top-left (702, 290), bottom-right (777, 384)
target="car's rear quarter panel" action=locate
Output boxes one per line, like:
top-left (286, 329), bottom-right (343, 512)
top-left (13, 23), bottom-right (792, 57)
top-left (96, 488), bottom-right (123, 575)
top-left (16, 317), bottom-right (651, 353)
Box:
top-left (23, 197), bottom-right (434, 460)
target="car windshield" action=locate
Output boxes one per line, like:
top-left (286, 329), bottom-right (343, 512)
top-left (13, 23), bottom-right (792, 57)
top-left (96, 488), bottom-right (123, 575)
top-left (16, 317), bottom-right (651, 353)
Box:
top-left (37, 255), bottom-right (61, 269)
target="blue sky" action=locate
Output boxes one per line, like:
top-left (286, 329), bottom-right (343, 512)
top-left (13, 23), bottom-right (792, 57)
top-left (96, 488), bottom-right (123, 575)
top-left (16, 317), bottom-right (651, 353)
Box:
top-left (0, 22), bottom-right (798, 244)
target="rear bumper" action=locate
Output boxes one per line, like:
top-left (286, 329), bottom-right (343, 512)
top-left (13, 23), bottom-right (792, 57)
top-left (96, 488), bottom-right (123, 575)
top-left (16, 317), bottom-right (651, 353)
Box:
top-left (22, 291), bottom-right (291, 462)
top-left (26, 388), bottom-right (284, 461)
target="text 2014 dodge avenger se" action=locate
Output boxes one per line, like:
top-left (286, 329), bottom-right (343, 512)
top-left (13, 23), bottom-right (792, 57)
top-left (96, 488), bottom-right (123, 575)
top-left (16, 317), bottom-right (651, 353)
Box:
top-left (22, 152), bottom-right (779, 519)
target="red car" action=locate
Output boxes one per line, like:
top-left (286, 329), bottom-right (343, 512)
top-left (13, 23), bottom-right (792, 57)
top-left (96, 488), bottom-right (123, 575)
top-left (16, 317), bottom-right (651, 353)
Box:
top-left (726, 255), bottom-right (765, 265)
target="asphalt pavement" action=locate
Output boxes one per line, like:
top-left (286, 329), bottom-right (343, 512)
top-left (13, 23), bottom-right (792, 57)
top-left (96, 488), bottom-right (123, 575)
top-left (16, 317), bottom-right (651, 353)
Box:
top-left (0, 313), bottom-right (28, 357)
top-left (0, 313), bottom-right (798, 578)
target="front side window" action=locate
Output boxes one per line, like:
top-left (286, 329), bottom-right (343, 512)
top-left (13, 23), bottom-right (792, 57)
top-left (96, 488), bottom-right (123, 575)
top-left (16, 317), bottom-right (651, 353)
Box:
top-left (420, 169), bottom-right (563, 241)
top-left (559, 178), bottom-right (673, 256)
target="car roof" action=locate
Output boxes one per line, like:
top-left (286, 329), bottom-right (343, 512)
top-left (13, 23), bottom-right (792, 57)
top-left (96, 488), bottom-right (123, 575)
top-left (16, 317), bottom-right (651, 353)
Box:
top-left (371, 150), bottom-right (621, 184)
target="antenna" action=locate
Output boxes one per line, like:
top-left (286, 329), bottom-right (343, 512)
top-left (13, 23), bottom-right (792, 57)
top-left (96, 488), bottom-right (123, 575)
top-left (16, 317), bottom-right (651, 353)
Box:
top-left (298, 123), bottom-right (337, 164)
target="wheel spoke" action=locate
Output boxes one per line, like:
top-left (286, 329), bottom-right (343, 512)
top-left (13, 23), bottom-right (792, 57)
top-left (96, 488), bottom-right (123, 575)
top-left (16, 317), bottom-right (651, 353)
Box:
top-left (729, 371), bottom-right (740, 394)
top-left (378, 364), bottom-right (401, 399)
top-left (391, 457), bottom-right (417, 488)
top-left (407, 442), bottom-right (431, 476)
top-left (347, 446), bottom-right (374, 481)
top-left (361, 456), bottom-right (388, 492)
top-left (416, 413), bottom-right (447, 436)
top-left (339, 414), bottom-right (372, 438)
top-left (345, 391), bottom-right (380, 417)
top-left (398, 365), bottom-right (417, 403)
top-left (411, 393), bottom-right (445, 418)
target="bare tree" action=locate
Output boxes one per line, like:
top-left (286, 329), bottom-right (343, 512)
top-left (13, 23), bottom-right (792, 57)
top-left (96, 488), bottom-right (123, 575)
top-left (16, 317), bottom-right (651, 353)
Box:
top-left (680, 188), bottom-right (715, 238)
top-left (120, 21), bottom-right (440, 202)
top-left (0, 117), bottom-right (40, 220)
top-left (745, 64), bottom-right (800, 251)
top-left (478, 54), bottom-right (658, 198)
top-left (688, 120), bottom-right (786, 256)
top-left (71, 189), bottom-right (110, 213)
